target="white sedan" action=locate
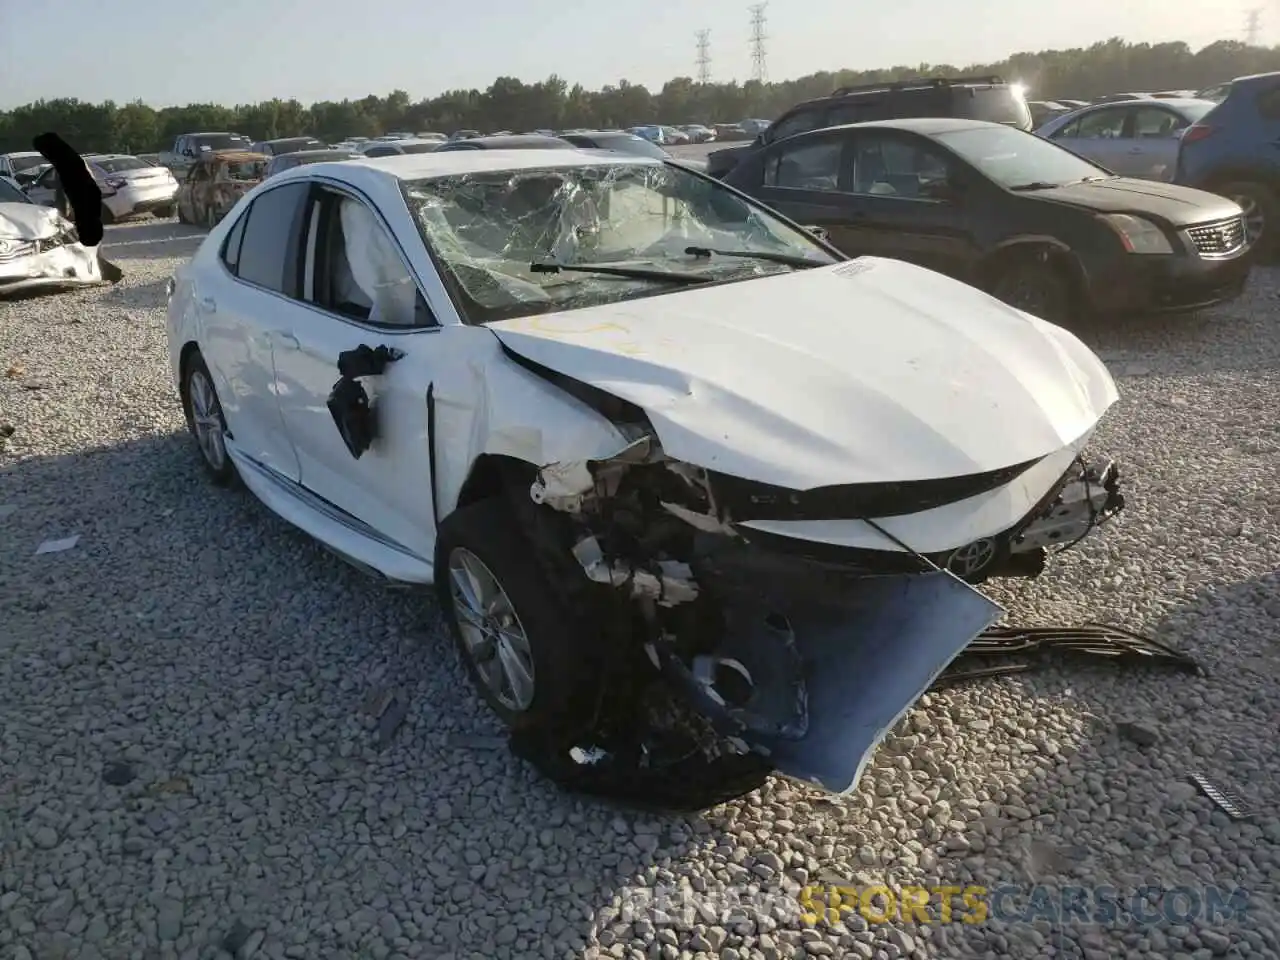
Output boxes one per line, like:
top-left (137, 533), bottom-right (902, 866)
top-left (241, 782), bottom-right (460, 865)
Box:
top-left (165, 148), bottom-right (1124, 797)
top-left (26, 153), bottom-right (179, 221)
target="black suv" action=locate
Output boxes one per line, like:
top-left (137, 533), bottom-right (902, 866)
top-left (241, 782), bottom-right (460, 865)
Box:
top-left (706, 75), bottom-right (1033, 178)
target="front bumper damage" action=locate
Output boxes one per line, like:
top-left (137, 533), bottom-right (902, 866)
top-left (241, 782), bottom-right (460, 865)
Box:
top-left (0, 233), bottom-right (105, 298)
top-left (514, 435), bottom-right (1125, 806)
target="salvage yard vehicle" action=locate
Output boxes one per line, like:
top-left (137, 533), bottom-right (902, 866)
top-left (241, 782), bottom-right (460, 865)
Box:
top-left (25, 154), bottom-right (180, 221)
top-left (707, 76), bottom-right (1032, 178)
top-left (175, 151), bottom-right (267, 228)
top-left (1035, 98), bottom-right (1215, 181)
top-left (250, 136), bottom-right (326, 157)
top-left (160, 131), bottom-right (253, 178)
top-left (0, 175), bottom-right (103, 297)
top-left (433, 134), bottom-right (574, 152)
top-left (165, 148), bottom-right (1126, 800)
top-left (0, 151), bottom-right (50, 185)
top-left (723, 118), bottom-right (1253, 323)
top-left (265, 149), bottom-right (360, 178)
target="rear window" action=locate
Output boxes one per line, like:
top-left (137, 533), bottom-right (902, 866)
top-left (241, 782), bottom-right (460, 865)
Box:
top-left (953, 87), bottom-right (1033, 129)
top-left (95, 156), bottom-right (152, 173)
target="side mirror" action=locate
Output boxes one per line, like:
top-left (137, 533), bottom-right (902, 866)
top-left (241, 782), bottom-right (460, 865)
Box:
top-left (805, 225), bottom-right (829, 242)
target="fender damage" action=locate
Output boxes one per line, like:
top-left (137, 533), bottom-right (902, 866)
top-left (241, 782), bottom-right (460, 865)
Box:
top-left (512, 416), bottom-right (1008, 801)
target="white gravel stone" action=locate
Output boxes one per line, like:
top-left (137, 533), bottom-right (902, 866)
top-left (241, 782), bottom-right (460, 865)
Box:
top-left (1, 218), bottom-right (1278, 959)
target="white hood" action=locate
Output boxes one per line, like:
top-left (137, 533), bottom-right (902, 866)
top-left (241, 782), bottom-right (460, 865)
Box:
top-left (489, 257), bottom-right (1118, 490)
top-left (0, 202), bottom-right (65, 241)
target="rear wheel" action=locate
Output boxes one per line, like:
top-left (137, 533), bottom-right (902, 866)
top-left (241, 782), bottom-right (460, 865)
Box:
top-left (988, 255), bottom-right (1073, 325)
top-left (154, 203), bottom-right (175, 219)
top-left (99, 203), bottom-right (115, 226)
top-left (180, 351), bottom-right (238, 487)
top-left (1217, 180), bottom-right (1276, 255)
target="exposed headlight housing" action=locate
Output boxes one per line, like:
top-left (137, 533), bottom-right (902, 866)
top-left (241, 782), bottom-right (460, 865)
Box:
top-left (1098, 213), bottom-right (1173, 254)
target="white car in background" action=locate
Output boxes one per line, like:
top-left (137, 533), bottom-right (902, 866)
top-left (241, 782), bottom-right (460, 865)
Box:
top-left (26, 154), bottom-right (179, 221)
top-left (0, 175), bottom-right (103, 297)
top-left (165, 149), bottom-right (1123, 799)
top-left (0, 151), bottom-right (51, 185)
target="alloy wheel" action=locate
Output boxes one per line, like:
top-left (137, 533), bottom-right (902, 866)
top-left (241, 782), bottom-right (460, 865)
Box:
top-left (447, 546), bottom-right (536, 712)
top-left (188, 369), bottom-right (227, 471)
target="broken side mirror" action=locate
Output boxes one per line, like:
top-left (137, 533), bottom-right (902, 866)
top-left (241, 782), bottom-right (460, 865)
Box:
top-left (805, 225), bottom-right (829, 242)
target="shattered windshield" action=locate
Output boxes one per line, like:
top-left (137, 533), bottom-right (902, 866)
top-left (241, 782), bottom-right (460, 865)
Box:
top-left (404, 161), bottom-right (838, 324)
top-left (221, 160), bottom-right (266, 181)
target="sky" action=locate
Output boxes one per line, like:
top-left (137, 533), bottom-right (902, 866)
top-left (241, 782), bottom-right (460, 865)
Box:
top-left (0, 0), bottom-right (1244, 110)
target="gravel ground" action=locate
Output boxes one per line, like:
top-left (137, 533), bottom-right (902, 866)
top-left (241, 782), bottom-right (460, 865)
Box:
top-left (2, 217), bottom-right (1278, 960)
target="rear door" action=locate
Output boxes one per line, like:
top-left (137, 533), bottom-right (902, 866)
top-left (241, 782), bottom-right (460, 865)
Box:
top-left (1043, 105), bottom-right (1130, 172)
top-left (838, 129), bottom-right (980, 278)
top-left (1126, 104), bottom-right (1191, 180)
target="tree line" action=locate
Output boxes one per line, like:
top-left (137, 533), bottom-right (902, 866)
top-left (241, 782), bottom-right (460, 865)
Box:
top-left (2, 37), bottom-right (1278, 156)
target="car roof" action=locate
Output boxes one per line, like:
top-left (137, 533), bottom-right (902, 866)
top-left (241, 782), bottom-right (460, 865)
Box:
top-left (3, 151), bottom-right (44, 159)
top-left (188, 131), bottom-right (239, 137)
top-left (456, 134), bottom-right (571, 148)
top-left (278, 149), bottom-right (356, 158)
top-left (205, 151), bottom-right (269, 163)
top-left (808, 117), bottom-right (999, 136)
top-left (264, 136), bottom-right (320, 144)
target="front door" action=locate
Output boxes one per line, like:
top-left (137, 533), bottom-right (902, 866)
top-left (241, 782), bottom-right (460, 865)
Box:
top-left (1045, 105), bottom-right (1131, 173)
top-left (1125, 105), bottom-right (1188, 181)
top-left (269, 185), bottom-right (443, 561)
top-left (747, 131), bottom-right (856, 250)
top-left (837, 130), bottom-right (980, 279)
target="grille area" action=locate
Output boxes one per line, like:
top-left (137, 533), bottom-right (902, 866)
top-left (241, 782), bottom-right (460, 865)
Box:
top-left (1186, 216), bottom-right (1245, 258)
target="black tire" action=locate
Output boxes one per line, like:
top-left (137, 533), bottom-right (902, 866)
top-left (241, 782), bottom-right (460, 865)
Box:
top-left (180, 351), bottom-right (238, 487)
top-left (153, 204), bottom-right (175, 219)
top-left (206, 205), bottom-right (218, 230)
top-left (435, 498), bottom-right (594, 731)
top-left (176, 202), bottom-right (188, 224)
top-left (1216, 180), bottom-right (1277, 257)
top-left (99, 203), bottom-right (115, 226)
top-left (988, 255), bottom-right (1074, 325)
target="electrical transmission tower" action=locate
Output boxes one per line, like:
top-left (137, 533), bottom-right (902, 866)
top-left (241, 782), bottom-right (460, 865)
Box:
top-left (749, 4), bottom-right (768, 83)
top-left (1245, 7), bottom-right (1262, 44)
top-left (696, 29), bottom-right (711, 84)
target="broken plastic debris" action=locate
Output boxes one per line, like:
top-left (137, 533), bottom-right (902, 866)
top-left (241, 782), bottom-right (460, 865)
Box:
top-left (35, 535), bottom-right (79, 555)
top-left (571, 535), bottom-right (698, 606)
top-left (1189, 772), bottom-right (1251, 820)
top-left (570, 746), bottom-right (610, 765)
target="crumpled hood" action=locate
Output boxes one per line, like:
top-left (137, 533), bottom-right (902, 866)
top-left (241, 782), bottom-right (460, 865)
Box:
top-left (489, 256), bottom-right (1118, 489)
top-left (0, 202), bottom-right (64, 241)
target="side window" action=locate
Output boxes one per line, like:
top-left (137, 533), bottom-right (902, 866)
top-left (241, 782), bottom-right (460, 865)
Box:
top-left (175, 137), bottom-right (187, 156)
top-left (768, 108), bottom-right (824, 143)
top-left (37, 166), bottom-right (58, 187)
top-left (825, 101), bottom-right (875, 126)
top-left (763, 137), bottom-right (843, 191)
top-left (220, 205), bottom-right (249, 274)
top-left (850, 134), bottom-right (950, 199)
top-left (233, 182), bottom-right (311, 293)
top-left (1131, 107), bottom-right (1183, 138)
top-left (363, 146), bottom-right (397, 158)
top-left (1256, 87), bottom-right (1280, 120)
top-left (308, 191), bottom-right (434, 328)
top-left (1053, 117), bottom-right (1080, 139)
top-left (1074, 108), bottom-right (1128, 139)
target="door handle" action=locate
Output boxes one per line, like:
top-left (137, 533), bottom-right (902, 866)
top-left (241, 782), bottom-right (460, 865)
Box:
top-left (275, 331), bottom-right (300, 349)
top-left (197, 296), bottom-right (216, 312)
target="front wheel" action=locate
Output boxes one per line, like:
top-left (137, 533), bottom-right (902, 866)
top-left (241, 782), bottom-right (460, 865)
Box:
top-left (435, 499), bottom-right (594, 731)
top-left (154, 204), bottom-right (175, 219)
top-left (988, 257), bottom-right (1073, 325)
top-left (1217, 180), bottom-right (1276, 255)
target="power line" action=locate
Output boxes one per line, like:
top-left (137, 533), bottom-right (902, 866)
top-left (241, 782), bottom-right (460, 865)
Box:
top-left (749, 4), bottom-right (768, 83)
top-left (695, 29), bottom-right (711, 84)
top-left (1245, 7), bottom-right (1262, 44)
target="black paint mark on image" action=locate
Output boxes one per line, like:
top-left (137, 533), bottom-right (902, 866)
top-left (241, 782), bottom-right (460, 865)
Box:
top-left (32, 132), bottom-right (123, 282)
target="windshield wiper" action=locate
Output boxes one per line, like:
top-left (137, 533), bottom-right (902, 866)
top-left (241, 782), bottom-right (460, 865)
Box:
top-left (529, 261), bottom-right (712, 284)
top-left (683, 245), bottom-right (826, 268)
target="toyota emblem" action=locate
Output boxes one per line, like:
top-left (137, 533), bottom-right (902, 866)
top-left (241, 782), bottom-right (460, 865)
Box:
top-left (946, 539), bottom-right (997, 577)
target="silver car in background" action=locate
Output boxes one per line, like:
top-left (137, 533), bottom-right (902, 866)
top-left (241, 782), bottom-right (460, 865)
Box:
top-left (25, 153), bottom-right (179, 221)
top-left (1035, 97), bottom-right (1216, 181)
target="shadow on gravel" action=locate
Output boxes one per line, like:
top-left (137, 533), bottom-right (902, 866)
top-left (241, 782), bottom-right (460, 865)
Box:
top-left (907, 573), bottom-right (1280, 958)
top-left (0, 431), bottom-right (757, 959)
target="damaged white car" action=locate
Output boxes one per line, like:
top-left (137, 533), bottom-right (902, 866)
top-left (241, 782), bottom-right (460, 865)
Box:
top-left (0, 176), bottom-right (104, 297)
top-left (165, 149), bottom-right (1124, 805)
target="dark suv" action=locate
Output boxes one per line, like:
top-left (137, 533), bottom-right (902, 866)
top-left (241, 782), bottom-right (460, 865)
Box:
top-left (706, 75), bottom-right (1033, 178)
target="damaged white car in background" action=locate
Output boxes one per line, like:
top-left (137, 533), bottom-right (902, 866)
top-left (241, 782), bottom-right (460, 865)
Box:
top-left (0, 176), bottom-right (104, 297)
top-left (165, 149), bottom-right (1125, 807)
